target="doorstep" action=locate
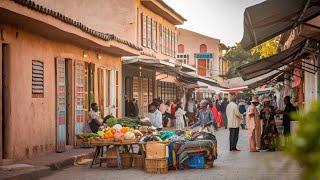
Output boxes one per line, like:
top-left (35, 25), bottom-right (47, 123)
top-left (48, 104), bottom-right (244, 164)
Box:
top-left (0, 148), bottom-right (95, 180)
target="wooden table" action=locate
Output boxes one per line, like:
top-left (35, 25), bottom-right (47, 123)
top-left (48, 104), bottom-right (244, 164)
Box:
top-left (90, 141), bottom-right (146, 169)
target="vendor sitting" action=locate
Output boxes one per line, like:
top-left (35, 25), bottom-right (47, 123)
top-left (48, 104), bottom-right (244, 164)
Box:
top-left (192, 100), bottom-right (216, 133)
top-left (147, 103), bottom-right (163, 131)
top-left (88, 103), bottom-right (104, 133)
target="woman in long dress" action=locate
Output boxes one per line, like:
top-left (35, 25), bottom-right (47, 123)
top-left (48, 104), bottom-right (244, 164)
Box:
top-left (260, 97), bottom-right (279, 151)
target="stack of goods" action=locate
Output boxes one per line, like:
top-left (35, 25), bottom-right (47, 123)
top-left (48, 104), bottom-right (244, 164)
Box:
top-left (160, 131), bottom-right (217, 170)
top-left (145, 142), bottom-right (169, 174)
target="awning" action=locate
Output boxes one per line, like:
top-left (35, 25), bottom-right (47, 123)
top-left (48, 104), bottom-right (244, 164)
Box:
top-left (241, 0), bottom-right (320, 50)
top-left (237, 40), bottom-right (307, 80)
top-left (247, 71), bottom-right (284, 88)
top-left (220, 86), bottom-right (249, 93)
top-left (122, 57), bottom-right (175, 68)
top-left (197, 81), bottom-right (224, 93)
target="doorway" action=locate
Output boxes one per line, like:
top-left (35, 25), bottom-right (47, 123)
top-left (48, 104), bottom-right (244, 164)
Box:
top-left (1, 44), bottom-right (9, 159)
top-left (65, 59), bottom-right (73, 146)
top-left (198, 59), bottom-right (207, 77)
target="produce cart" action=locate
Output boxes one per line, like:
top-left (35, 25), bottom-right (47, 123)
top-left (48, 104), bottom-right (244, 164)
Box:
top-left (89, 140), bottom-right (146, 169)
top-left (77, 117), bottom-right (218, 173)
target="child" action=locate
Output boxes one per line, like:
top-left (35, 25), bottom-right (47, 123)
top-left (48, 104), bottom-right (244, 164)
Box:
top-left (175, 103), bottom-right (186, 130)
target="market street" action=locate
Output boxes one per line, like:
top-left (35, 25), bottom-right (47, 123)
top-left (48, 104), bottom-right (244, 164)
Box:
top-left (42, 129), bottom-right (300, 180)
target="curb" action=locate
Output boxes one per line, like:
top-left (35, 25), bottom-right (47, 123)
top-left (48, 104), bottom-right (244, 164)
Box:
top-left (48, 152), bottom-right (94, 170)
top-left (2, 152), bottom-right (94, 180)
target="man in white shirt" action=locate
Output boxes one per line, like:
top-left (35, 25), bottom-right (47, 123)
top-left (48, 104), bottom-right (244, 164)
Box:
top-left (147, 103), bottom-right (163, 131)
top-left (226, 95), bottom-right (243, 151)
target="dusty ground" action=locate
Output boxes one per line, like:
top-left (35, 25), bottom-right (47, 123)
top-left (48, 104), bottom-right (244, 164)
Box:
top-left (42, 129), bottom-right (301, 180)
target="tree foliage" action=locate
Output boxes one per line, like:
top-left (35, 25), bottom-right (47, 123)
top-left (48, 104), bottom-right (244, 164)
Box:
top-left (286, 102), bottom-right (320, 180)
top-left (251, 37), bottom-right (280, 58)
top-left (224, 37), bottom-right (280, 78)
top-left (224, 44), bottom-right (260, 78)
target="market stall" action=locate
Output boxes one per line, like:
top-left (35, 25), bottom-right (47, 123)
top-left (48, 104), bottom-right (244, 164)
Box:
top-left (77, 117), bottom-right (218, 173)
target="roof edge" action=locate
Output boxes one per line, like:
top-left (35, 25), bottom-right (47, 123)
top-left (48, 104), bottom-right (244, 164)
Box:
top-left (13, 0), bottom-right (142, 51)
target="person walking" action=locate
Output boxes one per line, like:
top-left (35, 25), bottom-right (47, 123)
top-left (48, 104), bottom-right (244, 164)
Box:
top-left (246, 96), bottom-right (261, 152)
top-left (221, 97), bottom-right (229, 129)
top-left (226, 95), bottom-right (242, 151)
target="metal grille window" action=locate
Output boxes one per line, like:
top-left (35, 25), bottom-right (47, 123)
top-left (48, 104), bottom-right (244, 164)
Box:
top-left (32, 60), bottom-right (44, 97)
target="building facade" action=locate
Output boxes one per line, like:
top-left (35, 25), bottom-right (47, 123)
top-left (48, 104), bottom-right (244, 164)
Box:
top-left (0, 0), bottom-right (141, 160)
top-left (177, 29), bottom-right (224, 79)
top-left (121, 0), bottom-right (186, 116)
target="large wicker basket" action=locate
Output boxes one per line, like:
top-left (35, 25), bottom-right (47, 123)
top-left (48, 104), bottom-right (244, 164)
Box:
top-left (106, 153), bottom-right (132, 169)
top-left (132, 154), bottom-right (145, 169)
top-left (145, 158), bottom-right (168, 174)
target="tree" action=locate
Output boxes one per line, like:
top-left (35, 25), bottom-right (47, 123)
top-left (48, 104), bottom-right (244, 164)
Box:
top-left (224, 37), bottom-right (280, 79)
top-left (251, 37), bottom-right (280, 58)
top-left (224, 44), bottom-right (260, 78)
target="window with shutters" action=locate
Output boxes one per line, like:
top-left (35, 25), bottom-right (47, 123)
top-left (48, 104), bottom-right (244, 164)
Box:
top-left (151, 19), bottom-right (157, 50)
top-left (32, 60), bottom-right (44, 98)
top-left (141, 13), bottom-right (147, 47)
top-left (159, 24), bottom-right (162, 53)
top-left (147, 16), bottom-right (152, 48)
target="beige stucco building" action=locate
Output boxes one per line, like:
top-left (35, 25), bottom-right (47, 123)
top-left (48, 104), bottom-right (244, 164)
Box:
top-left (177, 28), bottom-right (229, 83)
top-left (0, 0), bottom-right (141, 160)
top-left (0, 0), bottom-right (190, 161)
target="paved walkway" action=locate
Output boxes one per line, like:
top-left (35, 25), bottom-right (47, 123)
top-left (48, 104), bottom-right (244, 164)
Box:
top-left (0, 148), bottom-right (94, 179)
top-left (42, 129), bottom-right (301, 180)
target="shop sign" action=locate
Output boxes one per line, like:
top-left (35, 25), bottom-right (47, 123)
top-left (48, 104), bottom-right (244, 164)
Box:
top-left (194, 53), bottom-right (213, 59)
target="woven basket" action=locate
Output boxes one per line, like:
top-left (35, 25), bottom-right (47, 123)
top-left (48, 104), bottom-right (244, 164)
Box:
top-left (145, 158), bottom-right (168, 174)
top-left (132, 154), bottom-right (145, 169)
top-left (106, 153), bottom-right (132, 169)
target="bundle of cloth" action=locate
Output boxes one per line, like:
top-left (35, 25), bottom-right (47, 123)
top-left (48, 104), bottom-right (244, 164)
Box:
top-left (167, 132), bottom-right (218, 170)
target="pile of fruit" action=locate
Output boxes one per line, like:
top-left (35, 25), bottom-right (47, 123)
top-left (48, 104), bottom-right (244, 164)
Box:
top-left (97, 124), bottom-right (143, 142)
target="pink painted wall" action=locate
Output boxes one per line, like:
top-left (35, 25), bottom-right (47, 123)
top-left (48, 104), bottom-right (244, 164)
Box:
top-left (34, 0), bottom-right (137, 44)
top-left (177, 28), bottom-right (221, 80)
top-left (33, 0), bottom-right (179, 60)
top-left (2, 24), bottom-right (122, 159)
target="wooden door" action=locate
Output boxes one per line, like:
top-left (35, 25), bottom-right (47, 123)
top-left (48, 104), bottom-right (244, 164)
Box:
top-left (74, 61), bottom-right (85, 138)
top-left (132, 76), bottom-right (140, 115)
top-left (104, 69), bottom-right (110, 116)
top-left (141, 78), bottom-right (149, 116)
top-left (97, 68), bottom-right (105, 118)
top-left (109, 70), bottom-right (116, 116)
top-left (115, 71), bottom-right (119, 117)
top-left (198, 59), bottom-right (207, 77)
top-left (55, 57), bottom-right (66, 152)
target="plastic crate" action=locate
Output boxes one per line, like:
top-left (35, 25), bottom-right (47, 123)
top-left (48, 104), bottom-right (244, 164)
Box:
top-left (187, 155), bottom-right (205, 169)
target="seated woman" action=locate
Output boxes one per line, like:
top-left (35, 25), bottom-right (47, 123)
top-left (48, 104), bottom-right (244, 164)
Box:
top-left (88, 103), bottom-right (104, 133)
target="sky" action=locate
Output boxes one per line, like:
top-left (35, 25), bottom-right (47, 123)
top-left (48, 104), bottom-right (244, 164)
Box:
top-left (163, 0), bottom-right (264, 46)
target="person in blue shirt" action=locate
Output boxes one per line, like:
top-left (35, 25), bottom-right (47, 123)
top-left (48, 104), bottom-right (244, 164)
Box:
top-left (192, 100), bottom-right (216, 133)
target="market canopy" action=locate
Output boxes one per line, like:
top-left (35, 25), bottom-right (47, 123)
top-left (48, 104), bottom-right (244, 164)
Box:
top-left (237, 40), bottom-right (307, 80)
top-left (241, 0), bottom-right (320, 50)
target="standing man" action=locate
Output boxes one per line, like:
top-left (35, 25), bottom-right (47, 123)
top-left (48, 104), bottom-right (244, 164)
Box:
top-left (226, 95), bottom-right (242, 151)
top-left (221, 97), bottom-right (229, 129)
top-left (129, 99), bottom-right (139, 118)
top-left (277, 96), bottom-right (296, 136)
top-left (246, 96), bottom-right (261, 152)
